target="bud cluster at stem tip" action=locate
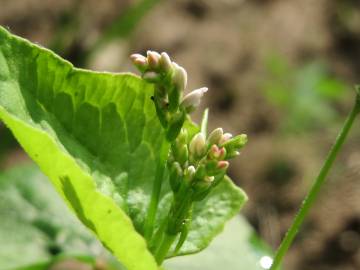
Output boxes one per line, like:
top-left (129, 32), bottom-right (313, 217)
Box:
top-left (130, 51), bottom-right (208, 141)
top-left (168, 127), bottom-right (248, 201)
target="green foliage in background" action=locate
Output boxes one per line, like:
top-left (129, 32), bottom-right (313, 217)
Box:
top-left (263, 53), bottom-right (349, 133)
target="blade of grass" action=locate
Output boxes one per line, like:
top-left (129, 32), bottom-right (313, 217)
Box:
top-left (270, 92), bottom-right (360, 270)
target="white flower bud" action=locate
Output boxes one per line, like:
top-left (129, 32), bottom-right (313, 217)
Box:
top-left (208, 128), bottom-right (223, 145)
top-left (204, 176), bottom-right (215, 183)
top-left (142, 71), bottom-right (160, 82)
top-left (219, 133), bottom-right (233, 145)
top-left (186, 165), bottom-right (196, 176)
top-left (181, 87), bottom-right (208, 112)
top-left (147, 50), bottom-right (161, 69)
top-left (189, 133), bottom-right (206, 157)
top-left (172, 63), bottom-right (187, 91)
top-left (159, 52), bottom-right (173, 73)
top-left (184, 165), bottom-right (196, 183)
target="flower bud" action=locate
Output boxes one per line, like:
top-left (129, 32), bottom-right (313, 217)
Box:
top-left (130, 53), bottom-right (145, 62)
top-left (219, 133), bottom-right (233, 145)
top-left (177, 144), bottom-right (189, 166)
top-left (226, 150), bottom-right (240, 159)
top-left (169, 162), bottom-right (183, 192)
top-left (208, 144), bottom-right (219, 160)
top-left (189, 133), bottom-right (206, 157)
top-left (142, 71), bottom-right (160, 82)
top-left (184, 165), bottom-right (196, 183)
top-left (217, 160), bottom-right (229, 170)
top-left (177, 128), bottom-right (188, 146)
top-left (204, 176), bottom-right (215, 183)
top-left (166, 111), bottom-right (186, 141)
top-left (218, 147), bottom-right (226, 160)
top-left (147, 50), bottom-right (161, 69)
top-left (181, 87), bottom-right (208, 113)
top-left (209, 145), bottom-right (227, 160)
top-left (159, 52), bottom-right (173, 73)
top-left (172, 63), bottom-right (187, 91)
top-left (130, 54), bottom-right (148, 73)
top-left (208, 128), bottom-right (223, 145)
top-left (222, 134), bottom-right (248, 150)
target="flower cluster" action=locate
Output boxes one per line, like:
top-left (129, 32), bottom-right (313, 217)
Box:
top-left (131, 51), bottom-right (248, 256)
top-left (130, 51), bottom-right (208, 141)
top-left (168, 127), bottom-right (247, 202)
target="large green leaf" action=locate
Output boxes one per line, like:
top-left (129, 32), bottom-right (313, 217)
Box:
top-left (0, 25), bottom-right (247, 267)
top-left (0, 164), bottom-right (124, 270)
top-left (0, 164), bottom-right (253, 270)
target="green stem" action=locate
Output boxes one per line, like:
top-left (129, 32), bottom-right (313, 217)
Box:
top-left (201, 108), bottom-right (209, 137)
top-left (153, 188), bottom-right (192, 264)
top-left (270, 95), bottom-right (360, 270)
top-left (150, 214), bottom-right (168, 253)
top-left (144, 141), bottom-right (169, 241)
top-left (154, 232), bottom-right (177, 265)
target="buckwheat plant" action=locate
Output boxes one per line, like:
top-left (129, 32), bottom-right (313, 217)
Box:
top-left (131, 51), bottom-right (247, 263)
top-left (2, 25), bottom-right (359, 269)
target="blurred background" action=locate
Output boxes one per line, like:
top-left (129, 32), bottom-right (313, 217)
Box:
top-left (1, 0), bottom-right (360, 269)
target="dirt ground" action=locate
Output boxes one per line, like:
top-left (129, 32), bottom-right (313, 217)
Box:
top-left (1, 0), bottom-right (360, 269)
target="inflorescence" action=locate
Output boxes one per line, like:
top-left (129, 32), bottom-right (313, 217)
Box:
top-left (131, 51), bottom-right (208, 141)
top-left (130, 51), bottom-right (247, 261)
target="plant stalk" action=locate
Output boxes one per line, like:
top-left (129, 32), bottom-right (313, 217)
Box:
top-left (270, 95), bottom-right (360, 270)
top-left (154, 232), bottom-right (177, 265)
top-left (144, 141), bottom-right (169, 241)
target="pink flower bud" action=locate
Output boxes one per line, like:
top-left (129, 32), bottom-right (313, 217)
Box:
top-left (218, 147), bottom-right (226, 160)
top-left (209, 145), bottom-right (226, 160)
top-left (209, 144), bottom-right (220, 159)
top-left (219, 133), bottom-right (233, 145)
top-left (130, 53), bottom-right (145, 62)
top-left (147, 50), bottom-right (161, 69)
top-left (130, 53), bottom-right (148, 72)
top-left (217, 160), bottom-right (229, 170)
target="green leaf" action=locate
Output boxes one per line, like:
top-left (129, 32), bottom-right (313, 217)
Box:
top-left (0, 164), bottom-right (124, 270)
top-left (176, 177), bottom-right (247, 255)
top-left (0, 25), bottom-right (247, 266)
top-left (164, 216), bottom-right (272, 270)
top-left (0, 25), bottom-right (160, 270)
